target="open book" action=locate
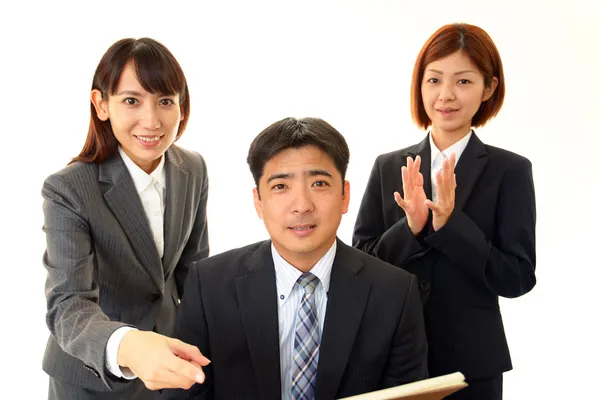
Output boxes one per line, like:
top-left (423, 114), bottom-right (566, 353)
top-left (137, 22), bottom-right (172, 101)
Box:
top-left (338, 372), bottom-right (467, 400)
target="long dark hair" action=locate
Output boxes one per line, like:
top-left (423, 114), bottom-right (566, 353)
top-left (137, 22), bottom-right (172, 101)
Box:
top-left (71, 37), bottom-right (190, 165)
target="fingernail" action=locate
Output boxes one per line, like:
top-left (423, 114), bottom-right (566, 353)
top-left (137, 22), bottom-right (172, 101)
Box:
top-left (196, 372), bottom-right (205, 383)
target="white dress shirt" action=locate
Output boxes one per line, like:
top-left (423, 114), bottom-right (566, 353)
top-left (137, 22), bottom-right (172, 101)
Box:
top-left (105, 147), bottom-right (167, 379)
top-left (429, 131), bottom-right (472, 203)
top-left (273, 241), bottom-right (336, 400)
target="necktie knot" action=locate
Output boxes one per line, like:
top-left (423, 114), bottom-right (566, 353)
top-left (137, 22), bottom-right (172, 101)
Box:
top-left (297, 272), bottom-right (319, 295)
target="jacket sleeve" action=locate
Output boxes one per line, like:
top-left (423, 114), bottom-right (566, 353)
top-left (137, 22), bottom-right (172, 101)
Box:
top-left (424, 157), bottom-right (537, 298)
top-left (42, 174), bottom-right (128, 389)
top-left (353, 156), bottom-right (429, 267)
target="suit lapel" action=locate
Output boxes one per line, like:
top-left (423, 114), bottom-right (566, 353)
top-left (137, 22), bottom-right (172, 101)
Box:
top-left (316, 240), bottom-right (371, 399)
top-left (453, 133), bottom-right (488, 212)
top-left (407, 135), bottom-right (433, 201)
top-left (100, 155), bottom-right (163, 291)
top-left (162, 148), bottom-right (189, 278)
top-left (235, 242), bottom-right (282, 400)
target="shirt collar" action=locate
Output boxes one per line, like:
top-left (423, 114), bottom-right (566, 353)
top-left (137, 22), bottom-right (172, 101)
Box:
top-left (118, 146), bottom-right (166, 193)
top-left (272, 241), bottom-right (336, 306)
top-left (429, 130), bottom-right (472, 168)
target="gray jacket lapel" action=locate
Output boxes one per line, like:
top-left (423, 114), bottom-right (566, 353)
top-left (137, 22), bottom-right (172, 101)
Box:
top-left (99, 154), bottom-right (164, 291)
top-left (162, 147), bottom-right (190, 278)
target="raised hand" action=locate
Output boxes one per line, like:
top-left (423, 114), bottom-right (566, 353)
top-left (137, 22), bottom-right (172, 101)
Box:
top-left (394, 155), bottom-right (429, 235)
top-left (426, 153), bottom-right (457, 231)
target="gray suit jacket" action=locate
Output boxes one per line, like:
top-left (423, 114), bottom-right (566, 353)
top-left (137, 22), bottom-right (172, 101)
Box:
top-left (41, 145), bottom-right (209, 394)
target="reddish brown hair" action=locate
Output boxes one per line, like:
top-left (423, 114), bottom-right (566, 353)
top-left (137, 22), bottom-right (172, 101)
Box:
top-left (71, 38), bottom-right (190, 165)
top-left (410, 23), bottom-right (505, 129)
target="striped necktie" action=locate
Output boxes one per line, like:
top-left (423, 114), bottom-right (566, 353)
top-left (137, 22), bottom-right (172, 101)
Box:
top-left (291, 272), bottom-right (320, 400)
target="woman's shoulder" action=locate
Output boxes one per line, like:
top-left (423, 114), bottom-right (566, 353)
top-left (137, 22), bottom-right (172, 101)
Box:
top-left (374, 141), bottom-right (425, 167)
top-left (484, 143), bottom-right (532, 168)
top-left (44, 161), bottom-right (99, 187)
top-left (167, 145), bottom-right (207, 176)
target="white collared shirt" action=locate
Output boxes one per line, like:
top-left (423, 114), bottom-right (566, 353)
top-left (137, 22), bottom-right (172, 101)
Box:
top-left (429, 131), bottom-right (471, 203)
top-left (118, 146), bottom-right (166, 258)
top-left (105, 148), bottom-right (167, 379)
top-left (273, 241), bottom-right (336, 400)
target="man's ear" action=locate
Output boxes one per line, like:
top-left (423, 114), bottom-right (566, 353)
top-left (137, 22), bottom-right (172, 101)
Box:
top-left (253, 187), bottom-right (263, 220)
top-left (342, 180), bottom-right (350, 214)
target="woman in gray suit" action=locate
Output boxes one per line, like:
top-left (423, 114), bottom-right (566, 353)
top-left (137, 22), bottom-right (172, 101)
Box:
top-left (42, 38), bottom-right (211, 399)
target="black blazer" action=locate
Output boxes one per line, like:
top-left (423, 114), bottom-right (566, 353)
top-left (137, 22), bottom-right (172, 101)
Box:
top-left (352, 133), bottom-right (536, 380)
top-left (162, 239), bottom-right (428, 399)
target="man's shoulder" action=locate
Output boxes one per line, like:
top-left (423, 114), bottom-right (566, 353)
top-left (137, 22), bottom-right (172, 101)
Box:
top-left (341, 243), bottom-right (414, 284)
top-left (192, 240), bottom-right (270, 277)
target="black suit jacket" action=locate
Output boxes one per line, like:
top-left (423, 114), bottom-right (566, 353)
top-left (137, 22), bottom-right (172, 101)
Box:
top-left (353, 133), bottom-right (536, 380)
top-left (163, 239), bottom-right (428, 399)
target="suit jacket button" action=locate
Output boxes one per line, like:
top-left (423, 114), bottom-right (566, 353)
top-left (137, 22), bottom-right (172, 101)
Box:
top-left (419, 280), bottom-right (431, 291)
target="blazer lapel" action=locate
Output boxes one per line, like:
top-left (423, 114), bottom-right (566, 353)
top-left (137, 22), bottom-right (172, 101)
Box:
top-left (454, 133), bottom-right (488, 212)
top-left (315, 240), bottom-right (371, 399)
top-left (235, 242), bottom-right (282, 400)
top-left (407, 135), bottom-right (433, 202)
top-left (162, 148), bottom-right (189, 277)
top-left (100, 154), bottom-right (164, 292)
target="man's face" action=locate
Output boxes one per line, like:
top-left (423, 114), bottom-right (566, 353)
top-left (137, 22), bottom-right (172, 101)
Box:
top-left (253, 145), bottom-right (350, 270)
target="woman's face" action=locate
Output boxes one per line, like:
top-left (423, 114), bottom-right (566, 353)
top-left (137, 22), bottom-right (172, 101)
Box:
top-left (92, 61), bottom-right (183, 173)
top-left (421, 50), bottom-right (497, 138)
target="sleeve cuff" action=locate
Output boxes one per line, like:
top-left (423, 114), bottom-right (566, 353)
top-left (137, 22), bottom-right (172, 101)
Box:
top-left (105, 326), bottom-right (138, 380)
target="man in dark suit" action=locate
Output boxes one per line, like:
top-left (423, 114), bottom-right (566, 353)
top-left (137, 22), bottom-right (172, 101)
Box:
top-left (163, 117), bottom-right (428, 399)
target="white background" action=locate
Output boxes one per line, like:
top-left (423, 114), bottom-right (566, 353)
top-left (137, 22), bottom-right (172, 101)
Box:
top-left (1, 0), bottom-right (598, 398)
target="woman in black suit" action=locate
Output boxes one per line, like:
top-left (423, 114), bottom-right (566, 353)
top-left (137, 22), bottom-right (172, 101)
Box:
top-left (353, 23), bottom-right (536, 400)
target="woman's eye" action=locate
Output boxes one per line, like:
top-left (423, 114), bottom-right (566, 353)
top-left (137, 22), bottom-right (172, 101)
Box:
top-left (124, 98), bottom-right (138, 105)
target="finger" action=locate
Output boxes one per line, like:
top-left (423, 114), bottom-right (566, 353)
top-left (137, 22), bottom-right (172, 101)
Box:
top-left (144, 370), bottom-right (197, 391)
top-left (448, 153), bottom-right (457, 172)
top-left (406, 157), bottom-right (415, 189)
top-left (406, 156), bottom-right (416, 188)
top-left (414, 155), bottom-right (422, 174)
top-left (407, 156), bottom-right (414, 173)
top-left (453, 173), bottom-right (457, 190)
top-left (415, 171), bottom-right (424, 187)
top-left (170, 339), bottom-right (211, 367)
top-left (442, 158), bottom-right (452, 193)
top-left (435, 170), bottom-right (446, 204)
top-left (446, 154), bottom-right (456, 193)
top-left (167, 353), bottom-right (206, 384)
top-left (440, 164), bottom-right (452, 203)
top-left (394, 191), bottom-right (406, 209)
top-left (425, 199), bottom-right (442, 214)
top-left (401, 166), bottom-right (412, 199)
